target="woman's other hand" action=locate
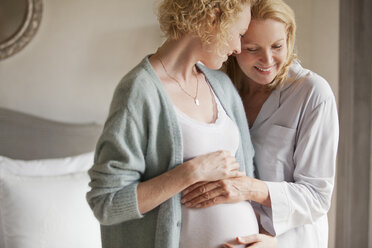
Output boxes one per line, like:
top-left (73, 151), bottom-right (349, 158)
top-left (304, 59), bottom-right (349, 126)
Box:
top-left (181, 176), bottom-right (249, 208)
top-left (181, 176), bottom-right (271, 208)
top-left (186, 150), bottom-right (245, 183)
top-left (223, 234), bottom-right (277, 248)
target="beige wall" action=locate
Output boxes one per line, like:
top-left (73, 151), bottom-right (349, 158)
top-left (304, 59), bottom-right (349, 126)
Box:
top-left (0, 0), bottom-right (163, 124)
top-left (286, 0), bottom-right (339, 95)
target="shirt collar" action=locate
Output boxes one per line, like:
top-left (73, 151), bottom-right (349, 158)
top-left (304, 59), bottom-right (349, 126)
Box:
top-left (251, 60), bottom-right (304, 130)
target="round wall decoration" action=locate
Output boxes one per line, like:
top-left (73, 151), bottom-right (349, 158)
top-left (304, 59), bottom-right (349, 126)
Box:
top-left (0, 0), bottom-right (43, 60)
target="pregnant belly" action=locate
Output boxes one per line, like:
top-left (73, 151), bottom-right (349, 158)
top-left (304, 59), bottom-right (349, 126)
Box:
top-left (179, 201), bottom-right (259, 248)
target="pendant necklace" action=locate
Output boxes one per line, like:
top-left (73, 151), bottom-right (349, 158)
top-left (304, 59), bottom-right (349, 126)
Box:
top-left (158, 58), bottom-right (200, 106)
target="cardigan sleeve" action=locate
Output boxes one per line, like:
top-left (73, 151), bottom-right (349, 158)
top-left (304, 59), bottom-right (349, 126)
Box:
top-left (263, 96), bottom-right (339, 236)
top-left (86, 104), bottom-right (147, 225)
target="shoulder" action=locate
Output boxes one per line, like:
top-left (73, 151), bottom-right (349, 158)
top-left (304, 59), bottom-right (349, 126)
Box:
top-left (283, 61), bottom-right (336, 108)
top-left (116, 57), bottom-right (159, 100)
top-left (197, 63), bottom-right (236, 91)
top-left (110, 57), bottom-right (161, 113)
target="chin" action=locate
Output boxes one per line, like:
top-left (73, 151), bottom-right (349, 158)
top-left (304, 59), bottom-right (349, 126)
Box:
top-left (202, 60), bottom-right (224, 70)
top-left (251, 72), bottom-right (277, 85)
top-left (250, 76), bottom-right (276, 86)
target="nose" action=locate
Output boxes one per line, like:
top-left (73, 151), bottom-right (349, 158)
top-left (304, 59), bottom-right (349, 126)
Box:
top-left (232, 36), bottom-right (242, 55)
top-left (260, 49), bottom-right (274, 64)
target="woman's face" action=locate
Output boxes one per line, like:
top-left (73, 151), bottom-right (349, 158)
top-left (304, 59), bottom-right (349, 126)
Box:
top-left (201, 4), bottom-right (251, 69)
top-left (235, 18), bottom-right (288, 86)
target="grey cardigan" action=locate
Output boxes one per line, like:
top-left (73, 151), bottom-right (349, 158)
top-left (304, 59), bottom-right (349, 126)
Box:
top-left (87, 56), bottom-right (255, 248)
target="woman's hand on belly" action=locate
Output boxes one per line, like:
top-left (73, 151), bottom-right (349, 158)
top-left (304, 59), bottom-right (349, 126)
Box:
top-left (181, 176), bottom-right (271, 208)
top-left (186, 150), bottom-right (245, 183)
top-left (137, 150), bottom-right (244, 214)
top-left (181, 176), bottom-right (250, 208)
top-left (223, 234), bottom-right (277, 248)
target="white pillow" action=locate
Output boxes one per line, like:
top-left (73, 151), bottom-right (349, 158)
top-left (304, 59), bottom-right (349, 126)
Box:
top-left (0, 153), bottom-right (101, 248)
top-left (0, 152), bottom-right (94, 176)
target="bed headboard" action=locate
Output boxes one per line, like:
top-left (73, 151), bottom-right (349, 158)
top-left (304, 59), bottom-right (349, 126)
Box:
top-left (0, 107), bottom-right (103, 160)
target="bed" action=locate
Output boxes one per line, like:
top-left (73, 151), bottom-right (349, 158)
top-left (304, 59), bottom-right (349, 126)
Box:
top-left (0, 107), bottom-right (103, 248)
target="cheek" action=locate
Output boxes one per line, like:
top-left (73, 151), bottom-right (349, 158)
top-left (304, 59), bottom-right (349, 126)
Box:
top-left (235, 55), bottom-right (255, 77)
top-left (236, 53), bottom-right (255, 68)
top-left (277, 48), bottom-right (288, 63)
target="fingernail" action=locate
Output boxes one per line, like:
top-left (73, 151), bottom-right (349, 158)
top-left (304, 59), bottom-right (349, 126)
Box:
top-left (183, 190), bottom-right (188, 195)
top-left (196, 204), bottom-right (201, 208)
top-left (185, 203), bottom-right (191, 207)
top-left (181, 199), bottom-right (185, 204)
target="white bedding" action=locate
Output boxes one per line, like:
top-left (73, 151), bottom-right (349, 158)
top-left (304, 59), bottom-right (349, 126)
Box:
top-left (0, 152), bottom-right (101, 248)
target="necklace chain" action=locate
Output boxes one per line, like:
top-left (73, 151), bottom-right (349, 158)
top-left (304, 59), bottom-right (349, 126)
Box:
top-left (158, 58), bottom-right (200, 106)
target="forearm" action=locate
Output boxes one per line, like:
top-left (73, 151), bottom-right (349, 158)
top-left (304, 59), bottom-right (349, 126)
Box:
top-left (137, 162), bottom-right (196, 214)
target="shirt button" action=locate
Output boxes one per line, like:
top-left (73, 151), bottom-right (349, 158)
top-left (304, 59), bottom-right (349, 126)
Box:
top-left (177, 221), bottom-right (181, 227)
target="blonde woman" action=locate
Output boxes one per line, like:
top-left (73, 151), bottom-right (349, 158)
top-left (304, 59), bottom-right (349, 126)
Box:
top-left (182, 0), bottom-right (339, 247)
top-left (86, 0), bottom-right (269, 247)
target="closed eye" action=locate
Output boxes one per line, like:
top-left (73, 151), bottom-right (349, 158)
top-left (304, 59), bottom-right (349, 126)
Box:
top-left (246, 48), bottom-right (258, 52)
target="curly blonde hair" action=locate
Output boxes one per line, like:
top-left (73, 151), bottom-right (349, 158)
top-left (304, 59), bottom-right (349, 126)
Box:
top-left (157, 0), bottom-right (256, 49)
top-left (224, 0), bottom-right (297, 95)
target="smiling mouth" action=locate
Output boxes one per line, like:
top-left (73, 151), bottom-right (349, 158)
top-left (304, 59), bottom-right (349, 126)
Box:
top-left (255, 66), bottom-right (272, 72)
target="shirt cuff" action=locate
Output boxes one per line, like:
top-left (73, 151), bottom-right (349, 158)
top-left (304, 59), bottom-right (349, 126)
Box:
top-left (93, 182), bottom-right (144, 225)
top-left (265, 181), bottom-right (292, 235)
top-left (113, 182), bottom-right (144, 219)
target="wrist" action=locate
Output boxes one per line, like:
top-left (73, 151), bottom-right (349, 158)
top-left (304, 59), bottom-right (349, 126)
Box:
top-left (249, 178), bottom-right (271, 207)
top-left (177, 160), bottom-right (199, 186)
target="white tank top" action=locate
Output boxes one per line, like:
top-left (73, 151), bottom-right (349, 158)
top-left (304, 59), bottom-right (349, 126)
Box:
top-left (176, 90), bottom-right (259, 248)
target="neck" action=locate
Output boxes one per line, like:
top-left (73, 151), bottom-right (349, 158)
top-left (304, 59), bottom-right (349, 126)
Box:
top-left (242, 76), bottom-right (272, 98)
top-left (150, 36), bottom-right (203, 83)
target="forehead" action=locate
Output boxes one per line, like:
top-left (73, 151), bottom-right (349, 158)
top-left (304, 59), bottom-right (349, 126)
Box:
top-left (243, 18), bottom-right (287, 43)
top-left (231, 4), bottom-right (252, 30)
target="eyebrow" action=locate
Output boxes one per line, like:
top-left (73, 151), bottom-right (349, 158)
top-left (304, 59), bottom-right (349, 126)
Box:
top-left (242, 38), bottom-right (285, 45)
top-left (273, 38), bottom-right (285, 43)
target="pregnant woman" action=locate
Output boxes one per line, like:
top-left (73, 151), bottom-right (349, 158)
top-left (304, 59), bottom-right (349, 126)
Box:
top-left (86, 0), bottom-right (265, 247)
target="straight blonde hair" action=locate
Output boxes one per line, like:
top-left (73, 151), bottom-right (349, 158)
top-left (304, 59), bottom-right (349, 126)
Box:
top-left (224, 0), bottom-right (296, 95)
